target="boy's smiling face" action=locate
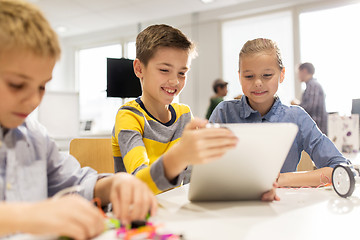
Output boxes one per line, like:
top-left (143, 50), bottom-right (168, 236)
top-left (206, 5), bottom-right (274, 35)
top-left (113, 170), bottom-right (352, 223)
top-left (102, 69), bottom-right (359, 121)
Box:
top-left (239, 52), bottom-right (285, 115)
top-left (0, 50), bottom-right (55, 128)
top-left (134, 47), bottom-right (191, 106)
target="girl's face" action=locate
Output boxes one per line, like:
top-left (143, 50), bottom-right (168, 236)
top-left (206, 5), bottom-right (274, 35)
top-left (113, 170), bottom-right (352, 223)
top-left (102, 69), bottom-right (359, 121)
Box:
top-left (239, 51), bottom-right (285, 115)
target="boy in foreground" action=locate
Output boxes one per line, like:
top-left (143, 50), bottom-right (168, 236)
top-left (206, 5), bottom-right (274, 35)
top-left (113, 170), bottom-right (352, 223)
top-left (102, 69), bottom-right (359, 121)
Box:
top-left (0, 0), bottom-right (156, 238)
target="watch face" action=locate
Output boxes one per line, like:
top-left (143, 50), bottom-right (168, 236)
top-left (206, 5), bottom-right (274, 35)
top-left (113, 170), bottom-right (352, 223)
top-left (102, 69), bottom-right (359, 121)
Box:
top-left (332, 165), bottom-right (355, 198)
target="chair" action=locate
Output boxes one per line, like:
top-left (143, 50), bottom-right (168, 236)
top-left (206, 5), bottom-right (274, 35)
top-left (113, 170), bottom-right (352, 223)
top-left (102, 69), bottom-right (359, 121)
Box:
top-left (297, 151), bottom-right (316, 171)
top-left (69, 138), bottom-right (114, 173)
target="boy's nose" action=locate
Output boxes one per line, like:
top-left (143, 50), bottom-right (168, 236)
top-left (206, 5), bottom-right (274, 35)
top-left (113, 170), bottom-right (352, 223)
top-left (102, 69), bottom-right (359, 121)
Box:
top-left (24, 91), bottom-right (43, 111)
top-left (168, 77), bottom-right (179, 86)
top-left (255, 78), bottom-right (263, 87)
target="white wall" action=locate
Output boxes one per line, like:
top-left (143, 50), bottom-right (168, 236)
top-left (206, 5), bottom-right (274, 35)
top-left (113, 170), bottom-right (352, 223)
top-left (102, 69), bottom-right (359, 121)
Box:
top-left (51, 0), bottom-right (353, 119)
top-left (56, 12), bottom-right (223, 118)
top-left (194, 21), bottom-right (222, 118)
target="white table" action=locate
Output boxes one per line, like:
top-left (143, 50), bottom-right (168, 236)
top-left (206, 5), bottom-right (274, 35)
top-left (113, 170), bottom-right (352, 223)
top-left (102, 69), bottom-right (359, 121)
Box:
top-left (149, 185), bottom-right (360, 240)
top-left (10, 185), bottom-right (360, 240)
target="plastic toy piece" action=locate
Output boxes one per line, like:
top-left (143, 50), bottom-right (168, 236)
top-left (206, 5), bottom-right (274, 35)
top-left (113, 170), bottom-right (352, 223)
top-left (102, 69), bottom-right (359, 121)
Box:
top-left (131, 220), bottom-right (147, 229)
top-left (332, 164), bottom-right (356, 198)
top-left (115, 222), bottom-right (183, 240)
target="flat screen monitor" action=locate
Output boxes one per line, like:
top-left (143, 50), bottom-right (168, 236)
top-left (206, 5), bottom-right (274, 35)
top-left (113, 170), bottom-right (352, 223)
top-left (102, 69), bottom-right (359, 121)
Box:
top-left (107, 58), bottom-right (142, 98)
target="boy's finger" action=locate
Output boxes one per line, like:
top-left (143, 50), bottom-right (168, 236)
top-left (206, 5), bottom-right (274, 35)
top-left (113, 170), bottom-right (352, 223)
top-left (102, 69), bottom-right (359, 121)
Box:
top-left (130, 185), bottom-right (146, 221)
top-left (66, 211), bottom-right (95, 239)
top-left (150, 193), bottom-right (158, 216)
top-left (85, 207), bottom-right (105, 237)
top-left (139, 189), bottom-right (151, 220)
top-left (118, 185), bottom-right (132, 224)
top-left (200, 138), bottom-right (238, 150)
top-left (185, 118), bottom-right (208, 130)
top-left (198, 128), bottom-right (237, 139)
top-left (111, 190), bottom-right (120, 220)
top-left (194, 146), bottom-right (236, 163)
top-left (63, 224), bottom-right (87, 240)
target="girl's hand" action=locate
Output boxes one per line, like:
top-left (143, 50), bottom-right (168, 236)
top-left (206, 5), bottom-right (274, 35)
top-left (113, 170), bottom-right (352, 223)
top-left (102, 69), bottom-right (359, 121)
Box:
top-left (261, 182), bottom-right (280, 202)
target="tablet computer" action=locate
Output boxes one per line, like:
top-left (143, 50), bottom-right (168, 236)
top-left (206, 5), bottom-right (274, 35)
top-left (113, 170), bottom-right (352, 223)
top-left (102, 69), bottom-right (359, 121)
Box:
top-left (188, 123), bottom-right (298, 201)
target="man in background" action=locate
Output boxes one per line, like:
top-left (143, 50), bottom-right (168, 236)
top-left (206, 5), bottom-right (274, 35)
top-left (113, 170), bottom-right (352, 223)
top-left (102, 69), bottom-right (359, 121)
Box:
top-left (206, 78), bottom-right (228, 119)
top-left (292, 62), bottom-right (328, 135)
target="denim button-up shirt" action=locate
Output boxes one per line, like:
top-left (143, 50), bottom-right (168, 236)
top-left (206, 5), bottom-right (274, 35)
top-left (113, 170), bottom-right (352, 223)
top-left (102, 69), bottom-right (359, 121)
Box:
top-left (209, 95), bottom-right (350, 173)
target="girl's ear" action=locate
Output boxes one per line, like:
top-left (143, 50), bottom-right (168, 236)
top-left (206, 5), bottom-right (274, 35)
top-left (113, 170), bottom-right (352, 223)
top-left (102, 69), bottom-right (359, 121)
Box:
top-left (133, 58), bottom-right (144, 80)
top-left (279, 67), bottom-right (285, 83)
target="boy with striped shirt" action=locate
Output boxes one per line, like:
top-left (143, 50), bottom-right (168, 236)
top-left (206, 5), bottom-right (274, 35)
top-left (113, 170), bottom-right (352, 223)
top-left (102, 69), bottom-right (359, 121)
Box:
top-left (112, 24), bottom-right (238, 195)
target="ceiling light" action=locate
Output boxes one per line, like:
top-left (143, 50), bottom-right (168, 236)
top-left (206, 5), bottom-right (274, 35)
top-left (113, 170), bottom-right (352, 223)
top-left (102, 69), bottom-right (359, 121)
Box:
top-left (200, 0), bottom-right (215, 3)
top-left (56, 26), bottom-right (68, 33)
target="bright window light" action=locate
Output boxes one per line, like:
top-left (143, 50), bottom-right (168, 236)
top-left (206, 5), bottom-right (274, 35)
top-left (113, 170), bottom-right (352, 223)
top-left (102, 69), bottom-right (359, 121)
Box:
top-left (78, 44), bottom-right (123, 133)
top-left (222, 11), bottom-right (294, 104)
top-left (126, 41), bottom-right (136, 59)
top-left (300, 3), bottom-right (360, 115)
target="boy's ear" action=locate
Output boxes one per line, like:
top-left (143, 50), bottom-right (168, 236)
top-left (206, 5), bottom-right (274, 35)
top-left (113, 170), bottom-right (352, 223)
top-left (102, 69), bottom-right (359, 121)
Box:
top-left (279, 67), bottom-right (285, 83)
top-left (133, 58), bottom-right (144, 80)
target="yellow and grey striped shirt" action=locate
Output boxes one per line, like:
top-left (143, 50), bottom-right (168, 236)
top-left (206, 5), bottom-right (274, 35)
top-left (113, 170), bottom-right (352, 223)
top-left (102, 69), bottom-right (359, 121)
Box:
top-left (112, 98), bottom-right (192, 194)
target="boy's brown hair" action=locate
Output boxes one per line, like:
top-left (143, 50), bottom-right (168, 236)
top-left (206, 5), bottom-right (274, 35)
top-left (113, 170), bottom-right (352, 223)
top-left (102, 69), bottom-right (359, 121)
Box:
top-left (0, 0), bottom-right (61, 59)
top-left (136, 24), bottom-right (196, 66)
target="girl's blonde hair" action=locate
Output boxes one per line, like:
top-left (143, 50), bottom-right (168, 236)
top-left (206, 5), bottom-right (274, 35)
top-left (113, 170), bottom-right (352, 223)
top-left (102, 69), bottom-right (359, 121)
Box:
top-left (239, 38), bottom-right (283, 70)
top-left (0, 0), bottom-right (61, 59)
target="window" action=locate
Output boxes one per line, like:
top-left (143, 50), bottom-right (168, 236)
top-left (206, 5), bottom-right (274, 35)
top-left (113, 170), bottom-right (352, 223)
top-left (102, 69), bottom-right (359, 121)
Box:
top-left (126, 41), bottom-right (136, 60)
top-left (300, 3), bottom-right (360, 115)
top-left (222, 11), bottom-right (295, 104)
top-left (78, 44), bottom-right (123, 134)
top-left (77, 40), bottom-right (182, 134)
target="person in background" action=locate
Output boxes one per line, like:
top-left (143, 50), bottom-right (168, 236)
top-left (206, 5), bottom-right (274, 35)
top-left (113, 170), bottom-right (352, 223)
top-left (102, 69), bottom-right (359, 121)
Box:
top-left (292, 63), bottom-right (328, 135)
top-left (205, 79), bottom-right (228, 119)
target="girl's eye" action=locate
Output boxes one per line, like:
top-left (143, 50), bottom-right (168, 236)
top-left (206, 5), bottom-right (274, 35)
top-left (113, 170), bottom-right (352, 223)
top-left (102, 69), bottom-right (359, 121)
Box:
top-left (179, 72), bottom-right (185, 76)
top-left (160, 69), bottom-right (169, 73)
top-left (244, 75), bottom-right (253, 79)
